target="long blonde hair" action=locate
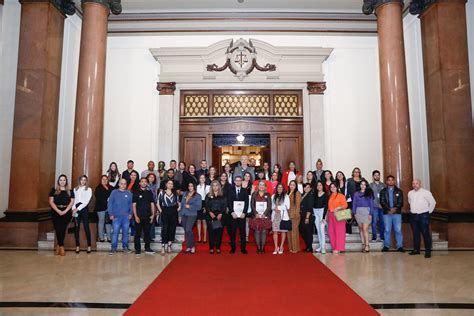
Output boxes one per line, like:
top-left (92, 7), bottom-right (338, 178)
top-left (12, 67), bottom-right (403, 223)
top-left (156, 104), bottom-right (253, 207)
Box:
top-left (207, 180), bottom-right (223, 198)
top-left (75, 175), bottom-right (90, 191)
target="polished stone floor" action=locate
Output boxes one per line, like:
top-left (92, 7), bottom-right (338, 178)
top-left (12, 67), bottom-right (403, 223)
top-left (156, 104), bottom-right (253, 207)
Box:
top-left (0, 250), bottom-right (473, 315)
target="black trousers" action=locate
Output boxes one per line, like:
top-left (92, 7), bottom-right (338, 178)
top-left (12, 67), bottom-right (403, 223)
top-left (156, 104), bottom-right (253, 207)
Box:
top-left (206, 218), bottom-right (223, 250)
top-left (346, 201), bottom-right (353, 234)
top-left (222, 213), bottom-right (233, 241)
top-left (161, 206), bottom-right (178, 244)
top-left (299, 215), bottom-right (313, 251)
top-left (52, 209), bottom-right (71, 247)
top-left (410, 212), bottom-right (432, 252)
top-left (134, 217), bottom-right (152, 253)
top-left (230, 217), bottom-right (247, 251)
top-left (74, 208), bottom-right (91, 247)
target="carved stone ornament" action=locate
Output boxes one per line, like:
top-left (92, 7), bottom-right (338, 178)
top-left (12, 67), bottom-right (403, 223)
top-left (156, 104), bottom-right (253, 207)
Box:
top-left (307, 82), bottom-right (327, 95)
top-left (82, 0), bottom-right (122, 15)
top-left (408, 0), bottom-right (436, 15)
top-left (51, 0), bottom-right (76, 15)
top-left (362, 0), bottom-right (404, 15)
top-left (206, 38), bottom-right (276, 81)
top-left (156, 82), bottom-right (176, 95)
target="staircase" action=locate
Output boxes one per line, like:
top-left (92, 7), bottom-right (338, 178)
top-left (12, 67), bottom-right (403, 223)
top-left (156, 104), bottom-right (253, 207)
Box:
top-left (38, 226), bottom-right (448, 252)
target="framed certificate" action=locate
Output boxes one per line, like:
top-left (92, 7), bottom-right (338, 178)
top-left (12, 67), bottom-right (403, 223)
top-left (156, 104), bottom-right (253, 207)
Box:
top-left (233, 201), bottom-right (245, 217)
top-left (256, 202), bottom-right (267, 215)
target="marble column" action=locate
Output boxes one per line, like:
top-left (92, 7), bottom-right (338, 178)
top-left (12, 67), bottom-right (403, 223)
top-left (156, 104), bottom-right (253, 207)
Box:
top-left (306, 82), bottom-right (327, 172)
top-left (156, 82), bottom-right (177, 162)
top-left (363, 0), bottom-right (413, 206)
top-left (410, 0), bottom-right (474, 212)
top-left (8, 0), bottom-right (75, 212)
top-left (71, 0), bottom-right (121, 187)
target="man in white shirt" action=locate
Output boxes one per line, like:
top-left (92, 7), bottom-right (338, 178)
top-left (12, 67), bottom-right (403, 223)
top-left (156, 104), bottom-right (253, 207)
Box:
top-left (408, 179), bottom-right (436, 258)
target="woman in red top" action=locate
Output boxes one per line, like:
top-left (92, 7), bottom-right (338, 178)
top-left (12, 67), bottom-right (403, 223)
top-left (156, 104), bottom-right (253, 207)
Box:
top-left (252, 169), bottom-right (273, 194)
top-left (322, 170), bottom-right (334, 194)
top-left (281, 161), bottom-right (302, 191)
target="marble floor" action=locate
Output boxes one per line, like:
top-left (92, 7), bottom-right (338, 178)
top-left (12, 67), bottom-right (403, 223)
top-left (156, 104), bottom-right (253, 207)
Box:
top-left (0, 250), bottom-right (473, 315)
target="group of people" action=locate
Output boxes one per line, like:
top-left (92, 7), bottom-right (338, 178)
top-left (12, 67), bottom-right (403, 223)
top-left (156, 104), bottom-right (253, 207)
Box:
top-left (49, 157), bottom-right (437, 258)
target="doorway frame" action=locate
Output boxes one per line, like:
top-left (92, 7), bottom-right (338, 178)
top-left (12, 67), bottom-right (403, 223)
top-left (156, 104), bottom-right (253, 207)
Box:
top-left (179, 89), bottom-right (304, 170)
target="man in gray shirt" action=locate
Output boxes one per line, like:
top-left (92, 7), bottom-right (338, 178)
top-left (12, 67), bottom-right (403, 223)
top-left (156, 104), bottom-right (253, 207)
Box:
top-left (369, 170), bottom-right (385, 242)
top-left (233, 155), bottom-right (255, 182)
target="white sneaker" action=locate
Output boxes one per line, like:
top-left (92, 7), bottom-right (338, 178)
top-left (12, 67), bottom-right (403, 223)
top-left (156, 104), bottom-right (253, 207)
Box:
top-left (315, 247), bottom-right (321, 253)
top-left (321, 248), bottom-right (326, 254)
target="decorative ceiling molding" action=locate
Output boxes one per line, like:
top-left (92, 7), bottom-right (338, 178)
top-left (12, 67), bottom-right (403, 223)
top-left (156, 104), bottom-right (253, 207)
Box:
top-left (150, 38), bottom-right (333, 84)
top-left (106, 11), bottom-right (377, 35)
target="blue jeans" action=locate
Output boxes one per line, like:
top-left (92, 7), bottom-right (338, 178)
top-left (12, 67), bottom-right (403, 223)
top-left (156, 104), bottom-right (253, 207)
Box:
top-left (383, 214), bottom-right (403, 249)
top-left (112, 216), bottom-right (130, 250)
top-left (371, 207), bottom-right (385, 239)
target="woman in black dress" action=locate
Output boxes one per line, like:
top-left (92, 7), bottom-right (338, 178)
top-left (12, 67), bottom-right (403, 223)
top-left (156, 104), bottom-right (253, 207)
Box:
top-left (48, 174), bottom-right (75, 256)
top-left (205, 180), bottom-right (227, 254)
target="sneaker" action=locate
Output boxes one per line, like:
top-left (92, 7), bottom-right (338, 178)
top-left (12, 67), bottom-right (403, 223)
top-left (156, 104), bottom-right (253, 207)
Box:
top-left (381, 247), bottom-right (389, 252)
top-left (424, 252), bottom-right (431, 258)
top-left (321, 248), bottom-right (326, 254)
top-left (371, 238), bottom-right (377, 243)
top-left (135, 252), bottom-right (141, 257)
top-left (145, 249), bottom-right (156, 255)
top-left (409, 250), bottom-right (420, 255)
top-left (123, 247), bottom-right (132, 254)
top-left (109, 249), bottom-right (117, 255)
top-left (397, 247), bottom-right (405, 253)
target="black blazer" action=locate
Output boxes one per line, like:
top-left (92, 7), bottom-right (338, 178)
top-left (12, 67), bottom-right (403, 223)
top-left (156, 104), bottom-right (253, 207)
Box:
top-left (379, 186), bottom-right (404, 214)
top-left (205, 195), bottom-right (227, 217)
top-left (228, 185), bottom-right (250, 217)
top-left (300, 193), bottom-right (314, 218)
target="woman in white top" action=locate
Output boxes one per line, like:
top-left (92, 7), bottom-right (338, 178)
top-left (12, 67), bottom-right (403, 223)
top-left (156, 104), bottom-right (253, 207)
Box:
top-left (196, 174), bottom-right (210, 243)
top-left (271, 183), bottom-right (291, 255)
top-left (296, 174), bottom-right (304, 194)
top-left (73, 175), bottom-right (93, 254)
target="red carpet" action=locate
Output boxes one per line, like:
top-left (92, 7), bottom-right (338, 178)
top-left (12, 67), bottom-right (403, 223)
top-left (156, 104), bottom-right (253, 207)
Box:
top-left (126, 252), bottom-right (378, 316)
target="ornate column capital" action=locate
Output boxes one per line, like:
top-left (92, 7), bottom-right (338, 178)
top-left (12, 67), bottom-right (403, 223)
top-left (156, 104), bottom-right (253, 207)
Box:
top-left (157, 82), bottom-right (176, 95)
top-left (20, 0), bottom-right (76, 16)
top-left (82, 0), bottom-right (122, 15)
top-left (362, 0), bottom-right (404, 15)
top-left (409, 0), bottom-right (466, 16)
top-left (307, 82), bottom-right (327, 95)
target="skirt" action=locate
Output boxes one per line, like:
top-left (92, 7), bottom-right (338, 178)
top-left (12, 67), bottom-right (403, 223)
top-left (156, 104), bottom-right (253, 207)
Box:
top-left (272, 211), bottom-right (287, 232)
top-left (249, 218), bottom-right (272, 231)
top-left (354, 207), bottom-right (371, 224)
top-left (197, 200), bottom-right (206, 220)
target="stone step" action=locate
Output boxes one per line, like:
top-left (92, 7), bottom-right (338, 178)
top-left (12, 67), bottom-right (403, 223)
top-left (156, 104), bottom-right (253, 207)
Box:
top-left (45, 230), bottom-right (440, 243)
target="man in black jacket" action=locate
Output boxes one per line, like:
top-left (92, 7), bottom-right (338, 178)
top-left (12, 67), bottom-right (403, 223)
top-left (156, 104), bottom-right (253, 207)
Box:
top-left (379, 175), bottom-right (404, 252)
top-left (228, 176), bottom-right (249, 254)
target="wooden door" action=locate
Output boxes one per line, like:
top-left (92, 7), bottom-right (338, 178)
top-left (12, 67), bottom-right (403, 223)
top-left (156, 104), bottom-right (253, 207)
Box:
top-left (181, 136), bottom-right (207, 169)
top-left (212, 145), bottom-right (221, 171)
top-left (261, 147), bottom-right (271, 166)
top-left (276, 135), bottom-right (303, 171)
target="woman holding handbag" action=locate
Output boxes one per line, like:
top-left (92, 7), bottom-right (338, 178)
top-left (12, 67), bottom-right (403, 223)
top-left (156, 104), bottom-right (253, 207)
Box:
top-left (271, 183), bottom-right (290, 254)
top-left (287, 180), bottom-right (302, 253)
top-left (205, 180), bottom-right (227, 254)
top-left (328, 182), bottom-right (349, 253)
top-left (73, 175), bottom-right (93, 254)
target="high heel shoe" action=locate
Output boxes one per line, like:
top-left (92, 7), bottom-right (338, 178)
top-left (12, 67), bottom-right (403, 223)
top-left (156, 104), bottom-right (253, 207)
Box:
top-left (167, 243), bottom-right (172, 253)
top-left (278, 247), bottom-right (284, 255)
top-left (273, 247), bottom-right (279, 255)
top-left (55, 246), bottom-right (60, 255)
top-left (59, 246), bottom-right (65, 256)
top-left (361, 244), bottom-right (365, 253)
top-left (87, 246), bottom-right (92, 254)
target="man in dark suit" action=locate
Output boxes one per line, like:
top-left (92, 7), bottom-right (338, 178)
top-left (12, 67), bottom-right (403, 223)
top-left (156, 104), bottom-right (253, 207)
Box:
top-left (228, 176), bottom-right (249, 254)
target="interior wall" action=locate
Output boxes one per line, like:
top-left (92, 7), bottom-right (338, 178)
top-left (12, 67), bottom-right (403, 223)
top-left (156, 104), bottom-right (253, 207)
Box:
top-left (403, 13), bottom-right (430, 189)
top-left (55, 14), bottom-right (81, 183)
top-left (104, 35), bottom-right (382, 178)
top-left (467, 0), bottom-right (474, 121)
top-left (0, 0), bottom-right (21, 215)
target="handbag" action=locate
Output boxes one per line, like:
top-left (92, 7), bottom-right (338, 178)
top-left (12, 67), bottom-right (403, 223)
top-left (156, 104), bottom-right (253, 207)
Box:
top-left (279, 219), bottom-right (292, 231)
top-left (211, 220), bottom-right (222, 230)
top-left (334, 208), bottom-right (352, 222)
top-left (67, 216), bottom-right (76, 234)
top-left (279, 207), bottom-right (292, 231)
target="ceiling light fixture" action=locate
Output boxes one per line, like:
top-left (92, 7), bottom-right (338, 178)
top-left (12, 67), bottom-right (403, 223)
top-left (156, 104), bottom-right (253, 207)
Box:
top-left (236, 134), bottom-right (245, 143)
top-left (237, 0), bottom-right (244, 3)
